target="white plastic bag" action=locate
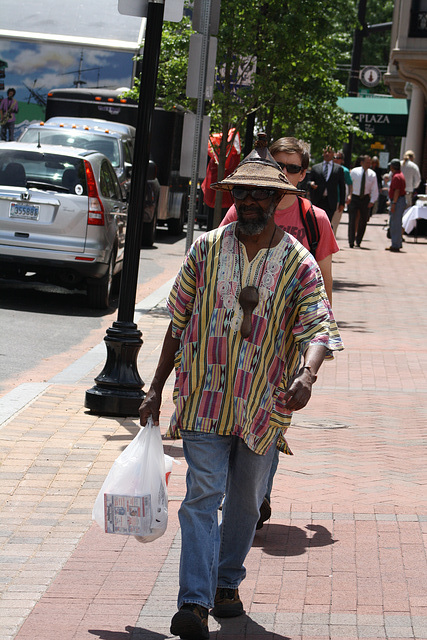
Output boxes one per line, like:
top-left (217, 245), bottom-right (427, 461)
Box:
top-left (92, 417), bottom-right (168, 543)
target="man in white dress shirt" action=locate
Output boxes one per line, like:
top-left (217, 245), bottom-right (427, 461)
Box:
top-left (348, 155), bottom-right (379, 248)
top-left (401, 151), bottom-right (421, 207)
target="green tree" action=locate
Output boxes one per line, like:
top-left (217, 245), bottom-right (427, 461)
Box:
top-left (124, 9), bottom-right (195, 111)
top-left (126, 0), bottom-right (366, 222)
top-left (209, 0), bottom-right (359, 221)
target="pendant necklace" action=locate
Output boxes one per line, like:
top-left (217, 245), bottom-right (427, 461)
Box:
top-left (237, 226), bottom-right (276, 338)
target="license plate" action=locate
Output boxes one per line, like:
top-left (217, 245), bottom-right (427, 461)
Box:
top-left (9, 202), bottom-right (40, 220)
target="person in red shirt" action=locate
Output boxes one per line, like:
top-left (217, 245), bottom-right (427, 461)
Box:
top-left (220, 137), bottom-right (338, 303)
top-left (220, 137), bottom-right (339, 528)
top-left (387, 159), bottom-right (406, 253)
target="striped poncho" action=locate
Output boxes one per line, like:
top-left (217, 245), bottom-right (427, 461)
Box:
top-left (166, 223), bottom-right (343, 455)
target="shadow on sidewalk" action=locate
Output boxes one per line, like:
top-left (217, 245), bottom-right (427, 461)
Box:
top-left (336, 319), bottom-right (373, 333)
top-left (89, 627), bottom-right (165, 640)
top-left (253, 523), bottom-right (336, 556)
top-left (333, 278), bottom-right (379, 291)
top-left (89, 618), bottom-right (292, 639)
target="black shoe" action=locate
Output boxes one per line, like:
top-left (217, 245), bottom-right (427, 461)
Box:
top-left (170, 603), bottom-right (209, 639)
top-left (256, 497), bottom-right (271, 530)
top-left (212, 587), bottom-right (244, 618)
top-left (349, 243), bottom-right (354, 248)
top-left (385, 246), bottom-right (400, 253)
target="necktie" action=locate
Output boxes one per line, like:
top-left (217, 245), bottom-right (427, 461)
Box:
top-left (323, 162), bottom-right (329, 181)
top-left (360, 170), bottom-right (366, 196)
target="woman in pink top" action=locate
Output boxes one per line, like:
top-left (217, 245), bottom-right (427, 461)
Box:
top-left (220, 137), bottom-right (339, 303)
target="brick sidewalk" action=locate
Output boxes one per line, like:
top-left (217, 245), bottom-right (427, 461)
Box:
top-left (1, 213), bottom-right (426, 640)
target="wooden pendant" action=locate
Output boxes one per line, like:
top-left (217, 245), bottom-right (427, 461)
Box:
top-left (239, 285), bottom-right (259, 338)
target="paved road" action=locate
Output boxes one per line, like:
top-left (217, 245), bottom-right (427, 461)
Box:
top-left (0, 228), bottom-right (199, 396)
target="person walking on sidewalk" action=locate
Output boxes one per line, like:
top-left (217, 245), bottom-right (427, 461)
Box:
top-left (386, 158), bottom-right (406, 253)
top-left (219, 137), bottom-right (340, 529)
top-left (401, 150), bottom-right (421, 207)
top-left (309, 145), bottom-right (346, 222)
top-left (348, 155), bottom-right (379, 248)
top-left (331, 150), bottom-right (352, 235)
top-left (139, 134), bottom-right (343, 640)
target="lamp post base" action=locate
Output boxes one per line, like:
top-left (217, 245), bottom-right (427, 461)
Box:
top-left (85, 321), bottom-right (145, 417)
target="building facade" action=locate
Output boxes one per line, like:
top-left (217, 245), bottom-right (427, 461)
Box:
top-left (385, 0), bottom-right (427, 178)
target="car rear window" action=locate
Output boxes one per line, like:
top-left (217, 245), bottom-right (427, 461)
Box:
top-left (0, 150), bottom-right (87, 195)
top-left (20, 129), bottom-right (120, 167)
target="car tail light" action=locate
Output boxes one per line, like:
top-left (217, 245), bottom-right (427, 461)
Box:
top-left (84, 160), bottom-right (105, 226)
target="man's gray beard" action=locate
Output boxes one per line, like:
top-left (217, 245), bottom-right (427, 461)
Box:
top-left (237, 201), bottom-right (276, 236)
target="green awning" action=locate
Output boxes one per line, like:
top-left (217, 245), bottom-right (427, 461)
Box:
top-left (337, 97), bottom-right (408, 136)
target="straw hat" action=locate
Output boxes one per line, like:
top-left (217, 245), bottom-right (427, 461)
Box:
top-left (210, 132), bottom-right (305, 195)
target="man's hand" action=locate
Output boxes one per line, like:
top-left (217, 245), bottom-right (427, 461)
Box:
top-left (283, 368), bottom-right (314, 412)
top-left (139, 386), bottom-right (162, 426)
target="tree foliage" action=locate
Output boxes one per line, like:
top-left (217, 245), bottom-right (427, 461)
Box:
top-left (126, 0), bottom-right (395, 197)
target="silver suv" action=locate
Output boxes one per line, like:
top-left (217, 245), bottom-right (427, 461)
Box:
top-left (18, 118), bottom-right (160, 246)
top-left (0, 142), bottom-right (127, 308)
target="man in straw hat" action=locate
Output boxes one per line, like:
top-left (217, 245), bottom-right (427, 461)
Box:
top-left (139, 133), bottom-right (343, 640)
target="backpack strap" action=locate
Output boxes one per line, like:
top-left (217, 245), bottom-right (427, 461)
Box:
top-left (297, 196), bottom-right (320, 259)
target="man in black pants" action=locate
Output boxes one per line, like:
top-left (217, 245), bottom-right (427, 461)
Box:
top-left (348, 155), bottom-right (379, 248)
top-left (309, 145), bottom-right (345, 222)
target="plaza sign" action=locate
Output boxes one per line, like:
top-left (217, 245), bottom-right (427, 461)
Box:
top-left (338, 96), bottom-right (408, 137)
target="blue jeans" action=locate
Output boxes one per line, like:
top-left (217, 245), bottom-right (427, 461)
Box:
top-left (178, 431), bottom-right (277, 610)
top-left (389, 195), bottom-right (406, 249)
top-left (1, 122), bottom-right (15, 141)
top-left (265, 446), bottom-right (279, 503)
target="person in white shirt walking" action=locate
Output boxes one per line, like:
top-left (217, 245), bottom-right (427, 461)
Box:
top-left (347, 155), bottom-right (379, 248)
top-left (401, 151), bottom-right (421, 207)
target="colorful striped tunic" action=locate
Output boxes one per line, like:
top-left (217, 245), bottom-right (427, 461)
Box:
top-left (166, 223), bottom-right (343, 455)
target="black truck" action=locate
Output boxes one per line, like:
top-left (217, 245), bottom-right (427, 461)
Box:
top-left (45, 87), bottom-right (190, 238)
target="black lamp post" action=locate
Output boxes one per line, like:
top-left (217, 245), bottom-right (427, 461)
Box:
top-left (85, 0), bottom-right (165, 416)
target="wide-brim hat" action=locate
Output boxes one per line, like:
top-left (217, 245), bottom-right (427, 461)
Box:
top-left (210, 132), bottom-right (305, 195)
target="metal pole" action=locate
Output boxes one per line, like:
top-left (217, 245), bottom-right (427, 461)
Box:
top-left (85, 0), bottom-right (165, 416)
top-left (185, 0), bottom-right (212, 253)
top-left (344, 0), bottom-right (367, 167)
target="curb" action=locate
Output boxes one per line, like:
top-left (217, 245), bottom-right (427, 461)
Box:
top-left (0, 276), bottom-right (175, 428)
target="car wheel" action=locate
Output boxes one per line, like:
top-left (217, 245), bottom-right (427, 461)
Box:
top-left (87, 255), bottom-right (114, 309)
top-left (141, 207), bottom-right (157, 247)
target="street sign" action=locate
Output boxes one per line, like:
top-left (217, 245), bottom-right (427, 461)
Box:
top-left (180, 113), bottom-right (211, 177)
top-left (192, 0), bottom-right (221, 35)
top-left (118, 0), bottom-right (183, 22)
top-left (186, 34), bottom-right (218, 99)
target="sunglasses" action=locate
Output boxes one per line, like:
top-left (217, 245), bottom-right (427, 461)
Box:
top-left (232, 188), bottom-right (277, 201)
top-left (276, 161), bottom-right (303, 174)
